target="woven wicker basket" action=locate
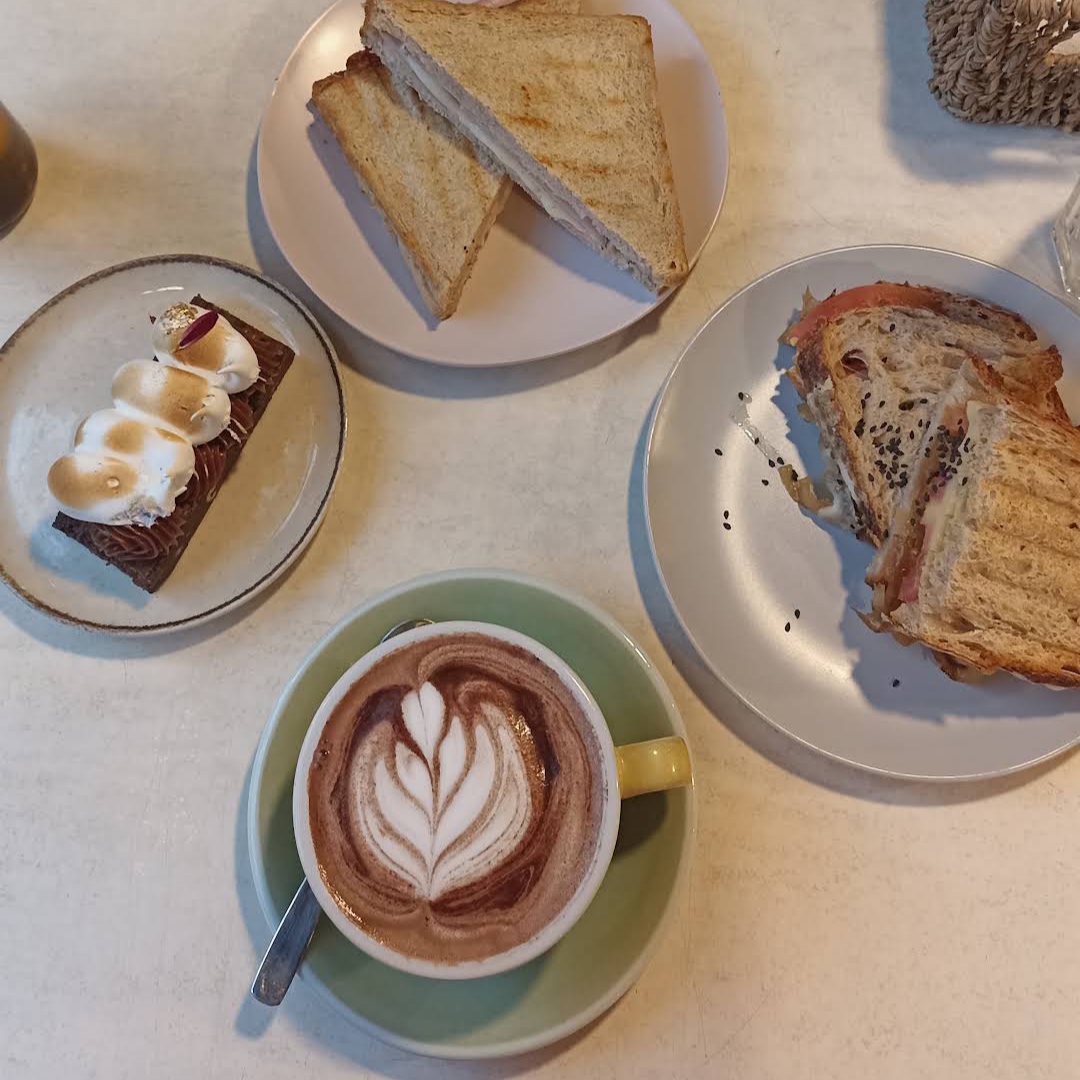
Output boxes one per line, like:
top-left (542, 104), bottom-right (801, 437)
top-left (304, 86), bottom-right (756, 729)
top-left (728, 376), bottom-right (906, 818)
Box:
top-left (926, 0), bottom-right (1080, 130)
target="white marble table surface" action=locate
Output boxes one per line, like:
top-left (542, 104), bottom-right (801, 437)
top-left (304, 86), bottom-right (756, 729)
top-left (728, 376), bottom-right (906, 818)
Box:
top-left (3, 1), bottom-right (1080, 1077)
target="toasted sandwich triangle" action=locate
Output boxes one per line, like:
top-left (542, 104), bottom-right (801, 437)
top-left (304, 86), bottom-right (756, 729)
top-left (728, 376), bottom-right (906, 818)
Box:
top-left (363, 0), bottom-right (688, 292)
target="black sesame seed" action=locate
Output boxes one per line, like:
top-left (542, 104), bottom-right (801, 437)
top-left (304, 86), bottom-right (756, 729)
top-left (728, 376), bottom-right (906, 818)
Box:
top-left (723, 510), bottom-right (729, 519)
top-left (761, 478), bottom-right (769, 486)
top-left (791, 469), bottom-right (799, 480)
top-left (892, 678), bottom-right (900, 688)
top-left (879, 400), bottom-right (886, 408)
top-left (737, 391), bottom-right (744, 401)
top-left (794, 609), bottom-right (801, 619)
top-left (889, 323), bottom-right (896, 332)
top-left (723, 522), bottom-right (731, 531)
top-left (899, 400), bottom-right (914, 411)
top-left (714, 448), bottom-right (723, 456)
top-left (962, 476), bottom-right (968, 486)
top-left (1071, 523), bottom-right (1078, 530)
top-left (909, 431), bottom-right (915, 441)
top-left (776, 455), bottom-right (785, 466)
top-left (869, 425), bottom-right (877, 434)
top-left (754, 437), bottom-right (760, 445)
top-left (863, 392), bottom-right (872, 402)
top-left (784, 622), bottom-right (791, 633)
top-left (920, 398), bottom-right (928, 404)
top-left (855, 420), bottom-right (866, 437)
top-left (768, 458), bottom-right (775, 468)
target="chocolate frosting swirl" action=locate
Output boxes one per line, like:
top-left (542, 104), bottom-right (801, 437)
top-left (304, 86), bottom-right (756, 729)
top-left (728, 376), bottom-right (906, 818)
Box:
top-left (307, 633), bottom-right (606, 966)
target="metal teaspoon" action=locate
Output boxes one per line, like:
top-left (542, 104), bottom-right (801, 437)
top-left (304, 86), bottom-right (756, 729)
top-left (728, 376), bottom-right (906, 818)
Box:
top-left (250, 617), bottom-right (434, 1006)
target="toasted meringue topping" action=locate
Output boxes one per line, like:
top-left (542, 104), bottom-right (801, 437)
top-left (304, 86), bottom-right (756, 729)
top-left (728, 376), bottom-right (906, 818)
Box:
top-left (49, 409), bottom-right (198, 525)
top-left (153, 303), bottom-right (259, 393)
top-left (48, 454), bottom-right (143, 512)
top-left (112, 360), bottom-right (231, 447)
top-left (50, 299), bottom-right (255, 528)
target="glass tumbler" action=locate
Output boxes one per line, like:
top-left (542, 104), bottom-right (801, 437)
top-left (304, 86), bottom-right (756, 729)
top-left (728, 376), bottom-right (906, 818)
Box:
top-left (0, 101), bottom-right (37, 235)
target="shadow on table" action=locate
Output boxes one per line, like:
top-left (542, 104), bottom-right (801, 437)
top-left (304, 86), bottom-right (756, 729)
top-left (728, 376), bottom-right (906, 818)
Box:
top-left (626, 399), bottom-right (1078, 806)
top-left (244, 138), bottom-right (669, 400)
top-left (880, 0), bottom-right (1075, 183)
top-left (0, 539), bottom-right (304, 658)
top-left (231, 758), bottom-right (606, 1078)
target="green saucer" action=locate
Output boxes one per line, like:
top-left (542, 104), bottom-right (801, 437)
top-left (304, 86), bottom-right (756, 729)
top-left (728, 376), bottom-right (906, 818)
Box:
top-left (247, 569), bottom-right (694, 1059)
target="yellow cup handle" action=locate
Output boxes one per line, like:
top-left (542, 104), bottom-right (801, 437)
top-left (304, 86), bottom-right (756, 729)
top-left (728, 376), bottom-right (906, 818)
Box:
top-left (614, 736), bottom-right (692, 800)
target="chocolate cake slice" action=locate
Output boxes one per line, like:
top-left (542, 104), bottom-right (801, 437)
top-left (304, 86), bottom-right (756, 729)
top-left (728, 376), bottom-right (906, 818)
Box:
top-left (53, 297), bottom-right (296, 592)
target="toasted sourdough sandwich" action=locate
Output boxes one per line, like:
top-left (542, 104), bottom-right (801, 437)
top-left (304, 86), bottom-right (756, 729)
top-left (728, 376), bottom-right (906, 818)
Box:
top-left (311, 0), bottom-right (580, 320)
top-left (865, 358), bottom-right (1080, 687)
top-left (784, 283), bottom-right (1066, 545)
top-left (361, 0), bottom-right (688, 293)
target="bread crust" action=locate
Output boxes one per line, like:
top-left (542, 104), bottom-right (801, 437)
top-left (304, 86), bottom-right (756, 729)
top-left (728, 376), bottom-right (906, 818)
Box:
top-left (866, 359), bottom-right (1080, 688)
top-left (312, 52), bottom-right (510, 319)
top-left (363, 0), bottom-right (688, 293)
top-left (787, 284), bottom-right (1067, 545)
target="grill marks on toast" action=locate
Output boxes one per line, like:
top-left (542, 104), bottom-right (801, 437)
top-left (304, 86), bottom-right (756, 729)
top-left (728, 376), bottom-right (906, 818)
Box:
top-left (312, 51), bottom-right (509, 319)
top-left (364, 0), bottom-right (688, 291)
top-left (788, 289), bottom-right (1065, 545)
top-left (451, 25), bottom-right (675, 244)
top-left (869, 374), bottom-right (1080, 686)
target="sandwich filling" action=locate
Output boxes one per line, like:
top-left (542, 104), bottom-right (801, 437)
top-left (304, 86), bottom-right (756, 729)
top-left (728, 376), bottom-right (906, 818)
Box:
top-left (881, 402), bottom-right (975, 612)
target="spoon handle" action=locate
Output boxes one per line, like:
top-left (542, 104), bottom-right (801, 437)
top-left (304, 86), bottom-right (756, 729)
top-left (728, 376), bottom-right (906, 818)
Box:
top-left (250, 879), bottom-right (323, 1005)
top-left (250, 617), bottom-right (433, 1006)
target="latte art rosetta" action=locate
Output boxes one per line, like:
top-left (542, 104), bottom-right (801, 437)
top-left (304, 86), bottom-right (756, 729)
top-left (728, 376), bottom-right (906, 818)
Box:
top-left (356, 682), bottom-right (538, 900)
top-left (308, 633), bottom-right (606, 966)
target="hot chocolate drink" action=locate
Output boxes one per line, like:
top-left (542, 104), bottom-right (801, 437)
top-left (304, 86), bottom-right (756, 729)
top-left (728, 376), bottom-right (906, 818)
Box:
top-left (307, 632), bottom-right (607, 966)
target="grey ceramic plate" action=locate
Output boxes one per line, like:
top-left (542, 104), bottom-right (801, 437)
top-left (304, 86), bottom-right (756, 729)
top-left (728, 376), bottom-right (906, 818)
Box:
top-left (247, 569), bottom-right (694, 1058)
top-left (646, 244), bottom-right (1080, 781)
top-left (258, 0), bottom-right (728, 365)
top-left (0, 255), bottom-right (346, 633)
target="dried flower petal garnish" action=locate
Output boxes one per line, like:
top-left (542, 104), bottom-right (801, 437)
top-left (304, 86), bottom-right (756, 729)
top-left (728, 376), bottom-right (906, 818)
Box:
top-left (178, 310), bottom-right (218, 350)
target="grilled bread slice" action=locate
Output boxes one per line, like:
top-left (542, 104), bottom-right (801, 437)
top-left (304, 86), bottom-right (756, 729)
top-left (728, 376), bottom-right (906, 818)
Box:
top-left (311, 0), bottom-right (579, 320)
top-left (784, 283), bottom-right (1066, 545)
top-left (362, 0), bottom-right (688, 293)
top-left (312, 52), bottom-right (508, 319)
top-left (866, 358), bottom-right (1080, 687)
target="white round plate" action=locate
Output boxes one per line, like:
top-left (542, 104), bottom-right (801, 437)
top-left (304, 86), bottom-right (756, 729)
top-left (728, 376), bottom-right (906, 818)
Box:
top-left (0, 255), bottom-right (346, 634)
top-left (257, 0), bottom-right (727, 366)
top-left (646, 244), bottom-right (1080, 780)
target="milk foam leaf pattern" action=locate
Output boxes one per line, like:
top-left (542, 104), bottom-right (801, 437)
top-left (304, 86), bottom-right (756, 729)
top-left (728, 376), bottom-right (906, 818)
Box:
top-left (357, 682), bottom-right (533, 901)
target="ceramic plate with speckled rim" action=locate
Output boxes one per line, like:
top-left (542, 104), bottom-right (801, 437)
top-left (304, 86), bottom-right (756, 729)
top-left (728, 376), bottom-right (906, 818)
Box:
top-left (0, 255), bottom-right (346, 634)
top-left (647, 245), bottom-right (1080, 781)
top-left (257, 0), bottom-right (727, 366)
top-left (247, 569), bottom-right (693, 1058)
